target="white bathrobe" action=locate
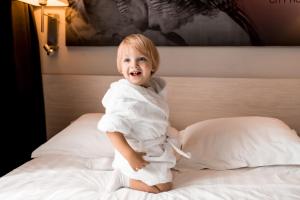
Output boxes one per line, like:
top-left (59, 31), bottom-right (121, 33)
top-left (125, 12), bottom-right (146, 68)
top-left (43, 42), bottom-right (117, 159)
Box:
top-left (98, 77), bottom-right (177, 185)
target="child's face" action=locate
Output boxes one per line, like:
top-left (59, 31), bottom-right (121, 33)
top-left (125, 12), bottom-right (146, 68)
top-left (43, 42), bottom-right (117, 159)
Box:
top-left (120, 47), bottom-right (153, 87)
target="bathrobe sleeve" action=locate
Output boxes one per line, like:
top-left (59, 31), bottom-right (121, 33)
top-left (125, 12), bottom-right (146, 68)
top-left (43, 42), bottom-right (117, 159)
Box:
top-left (97, 83), bottom-right (135, 136)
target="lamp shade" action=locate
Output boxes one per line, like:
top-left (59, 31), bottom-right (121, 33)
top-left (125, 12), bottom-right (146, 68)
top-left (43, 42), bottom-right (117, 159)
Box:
top-left (18, 0), bottom-right (68, 6)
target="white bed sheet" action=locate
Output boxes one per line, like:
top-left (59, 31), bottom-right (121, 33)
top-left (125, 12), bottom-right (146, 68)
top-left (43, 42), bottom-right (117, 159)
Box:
top-left (0, 155), bottom-right (299, 200)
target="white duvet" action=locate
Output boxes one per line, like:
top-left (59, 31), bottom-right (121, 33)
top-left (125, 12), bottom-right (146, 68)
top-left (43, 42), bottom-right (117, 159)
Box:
top-left (0, 155), bottom-right (299, 200)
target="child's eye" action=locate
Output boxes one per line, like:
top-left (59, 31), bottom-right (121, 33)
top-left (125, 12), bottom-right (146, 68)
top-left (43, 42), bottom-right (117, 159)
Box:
top-left (138, 57), bottom-right (147, 62)
top-left (123, 58), bottom-right (130, 62)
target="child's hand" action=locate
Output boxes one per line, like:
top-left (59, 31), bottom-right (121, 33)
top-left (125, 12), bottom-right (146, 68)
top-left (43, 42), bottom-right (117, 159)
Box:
top-left (127, 151), bottom-right (149, 171)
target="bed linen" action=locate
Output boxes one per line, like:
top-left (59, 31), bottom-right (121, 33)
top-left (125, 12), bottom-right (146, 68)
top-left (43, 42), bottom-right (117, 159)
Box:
top-left (0, 155), bottom-right (299, 200)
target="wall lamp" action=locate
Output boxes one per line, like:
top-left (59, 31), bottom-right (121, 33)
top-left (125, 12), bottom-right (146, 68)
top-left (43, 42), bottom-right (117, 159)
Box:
top-left (17, 0), bottom-right (68, 56)
top-left (18, 0), bottom-right (68, 32)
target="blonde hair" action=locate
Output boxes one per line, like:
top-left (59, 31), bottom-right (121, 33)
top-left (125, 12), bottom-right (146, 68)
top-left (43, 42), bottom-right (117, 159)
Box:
top-left (116, 34), bottom-right (160, 74)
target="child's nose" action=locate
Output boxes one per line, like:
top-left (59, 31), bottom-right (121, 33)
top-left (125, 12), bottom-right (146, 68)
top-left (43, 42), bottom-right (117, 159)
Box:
top-left (132, 60), bottom-right (139, 67)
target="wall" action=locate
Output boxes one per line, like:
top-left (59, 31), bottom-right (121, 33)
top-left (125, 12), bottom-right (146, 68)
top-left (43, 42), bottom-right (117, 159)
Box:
top-left (36, 8), bottom-right (300, 78)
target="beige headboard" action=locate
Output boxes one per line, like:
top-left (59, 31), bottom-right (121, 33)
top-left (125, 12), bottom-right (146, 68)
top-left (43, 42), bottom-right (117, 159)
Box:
top-left (43, 75), bottom-right (300, 139)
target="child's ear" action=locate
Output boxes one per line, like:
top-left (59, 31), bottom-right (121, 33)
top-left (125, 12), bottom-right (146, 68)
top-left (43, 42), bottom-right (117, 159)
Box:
top-left (151, 69), bottom-right (155, 73)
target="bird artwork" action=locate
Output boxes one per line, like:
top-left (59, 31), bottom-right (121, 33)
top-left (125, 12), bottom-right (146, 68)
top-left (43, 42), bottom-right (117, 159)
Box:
top-left (66, 0), bottom-right (262, 46)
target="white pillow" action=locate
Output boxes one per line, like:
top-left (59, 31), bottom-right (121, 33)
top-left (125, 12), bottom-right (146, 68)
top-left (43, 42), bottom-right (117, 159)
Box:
top-left (177, 116), bottom-right (300, 170)
top-left (32, 113), bottom-right (114, 158)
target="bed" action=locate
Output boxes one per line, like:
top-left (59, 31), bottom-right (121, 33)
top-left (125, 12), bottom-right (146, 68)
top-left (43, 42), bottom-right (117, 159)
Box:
top-left (0, 75), bottom-right (300, 200)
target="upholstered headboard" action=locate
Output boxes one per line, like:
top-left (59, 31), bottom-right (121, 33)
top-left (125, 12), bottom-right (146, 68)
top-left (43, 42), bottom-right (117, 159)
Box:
top-left (43, 75), bottom-right (300, 139)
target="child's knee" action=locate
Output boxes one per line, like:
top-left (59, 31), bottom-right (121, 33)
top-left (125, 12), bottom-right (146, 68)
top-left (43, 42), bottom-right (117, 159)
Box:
top-left (146, 186), bottom-right (160, 193)
top-left (155, 182), bottom-right (172, 192)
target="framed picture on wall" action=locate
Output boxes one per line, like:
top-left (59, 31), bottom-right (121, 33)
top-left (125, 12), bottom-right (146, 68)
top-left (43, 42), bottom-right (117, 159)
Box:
top-left (65, 0), bottom-right (300, 46)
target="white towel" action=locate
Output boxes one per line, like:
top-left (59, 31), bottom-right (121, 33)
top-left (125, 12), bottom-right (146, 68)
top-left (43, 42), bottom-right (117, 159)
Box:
top-left (98, 77), bottom-right (178, 185)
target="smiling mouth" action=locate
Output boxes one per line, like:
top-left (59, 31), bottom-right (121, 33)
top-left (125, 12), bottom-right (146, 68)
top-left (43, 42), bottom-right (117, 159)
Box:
top-left (130, 71), bottom-right (142, 76)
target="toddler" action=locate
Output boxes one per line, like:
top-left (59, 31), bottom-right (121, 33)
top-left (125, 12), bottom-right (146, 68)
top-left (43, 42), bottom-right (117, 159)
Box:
top-left (98, 34), bottom-right (190, 193)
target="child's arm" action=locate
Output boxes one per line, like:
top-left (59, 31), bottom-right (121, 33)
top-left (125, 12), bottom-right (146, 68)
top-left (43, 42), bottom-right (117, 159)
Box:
top-left (107, 132), bottom-right (149, 171)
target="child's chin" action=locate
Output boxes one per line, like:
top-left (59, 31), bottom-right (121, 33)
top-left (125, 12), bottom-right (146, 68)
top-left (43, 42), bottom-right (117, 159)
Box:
top-left (128, 79), bottom-right (143, 86)
top-left (129, 76), bottom-right (142, 83)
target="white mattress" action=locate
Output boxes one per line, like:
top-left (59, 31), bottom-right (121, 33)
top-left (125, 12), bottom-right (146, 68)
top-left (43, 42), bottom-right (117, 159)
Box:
top-left (0, 155), bottom-right (299, 200)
